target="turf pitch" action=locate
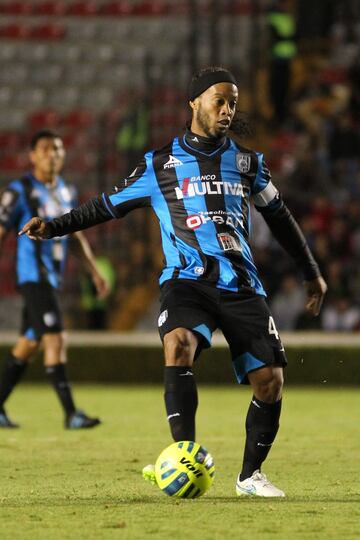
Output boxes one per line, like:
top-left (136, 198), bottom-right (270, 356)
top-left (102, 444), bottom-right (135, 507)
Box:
top-left (0, 385), bottom-right (359, 539)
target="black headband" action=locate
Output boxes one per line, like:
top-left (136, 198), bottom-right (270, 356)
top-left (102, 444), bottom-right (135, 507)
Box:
top-left (188, 70), bottom-right (238, 101)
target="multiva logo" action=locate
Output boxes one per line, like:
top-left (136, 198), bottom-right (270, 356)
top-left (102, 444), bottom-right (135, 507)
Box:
top-left (175, 176), bottom-right (245, 199)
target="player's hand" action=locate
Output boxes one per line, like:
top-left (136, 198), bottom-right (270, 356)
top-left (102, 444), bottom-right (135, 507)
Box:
top-left (304, 276), bottom-right (327, 316)
top-left (92, 272), bottom-right (111, 300)
top-left (18, 217), bottom-right (49, 240)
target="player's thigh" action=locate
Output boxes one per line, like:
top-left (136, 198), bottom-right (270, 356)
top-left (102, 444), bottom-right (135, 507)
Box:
top-left (158, 280), bottom-right (218, 360)
top-left (20, 282), bottom-right (64, 341)
top-left (219, 291), bottom-right (287, 384)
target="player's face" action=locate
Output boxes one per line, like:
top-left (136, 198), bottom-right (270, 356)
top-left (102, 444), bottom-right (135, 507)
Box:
top-left (190, 83), bottom-right (238, 139)
top-left (30, 137), bottom-right (65, 182)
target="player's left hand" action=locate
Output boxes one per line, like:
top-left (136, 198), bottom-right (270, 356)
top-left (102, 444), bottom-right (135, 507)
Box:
top-left (92, 272), bottom-right (110, 300)
top-left (304, 276), bottom-right (327, 316)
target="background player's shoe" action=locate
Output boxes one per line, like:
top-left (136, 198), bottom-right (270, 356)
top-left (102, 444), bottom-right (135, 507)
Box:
top-left (65, 410), bottom-right (101, 429)
top-left (0, 408), bottom-right (19, 428)
top-left (142, 464), bottom-right (157, 485)
top-left (236, 470), bottom-right (285, 497)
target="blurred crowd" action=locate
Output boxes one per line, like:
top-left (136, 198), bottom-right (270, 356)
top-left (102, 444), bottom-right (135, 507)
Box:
top-left (252, 0), bottom-right (360, 331)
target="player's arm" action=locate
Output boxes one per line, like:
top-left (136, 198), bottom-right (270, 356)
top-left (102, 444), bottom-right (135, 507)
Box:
top-left (19, 195), bottom-right (113, 240)
top-left (252, 158), bottom-right (327, 316)
top-left (0, 224), bottom-right (8, 253)
top-left (258, 201), bottom-right (327, 315)
top-left (19, 157), bottom-right (151, 240)
top-left (0, 186), bottom-right (21, 249)
top-left (69, 231), bottom-right (110, 299)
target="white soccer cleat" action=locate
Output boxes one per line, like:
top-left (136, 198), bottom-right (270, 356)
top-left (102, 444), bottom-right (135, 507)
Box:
top-left (236, 470), bottom-right (285, 497)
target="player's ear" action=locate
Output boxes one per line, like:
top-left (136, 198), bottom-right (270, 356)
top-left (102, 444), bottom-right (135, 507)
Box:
top-left (29, 150), bottom-right (36, 166)
top-left (189, 99), bottom-right (198, 112)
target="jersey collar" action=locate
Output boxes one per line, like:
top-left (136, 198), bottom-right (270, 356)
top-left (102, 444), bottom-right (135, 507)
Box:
top-left (179, 129), bottom-right (230, 158)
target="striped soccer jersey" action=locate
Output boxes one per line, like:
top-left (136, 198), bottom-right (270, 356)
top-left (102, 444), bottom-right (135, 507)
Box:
top-left (0, 174), bottom-right (75, 288)
top-left (104, 134), bottom-right (280, 295)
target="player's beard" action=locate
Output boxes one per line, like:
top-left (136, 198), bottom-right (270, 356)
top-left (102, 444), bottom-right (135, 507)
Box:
top-left (196, 104), bottom-right (226, 140)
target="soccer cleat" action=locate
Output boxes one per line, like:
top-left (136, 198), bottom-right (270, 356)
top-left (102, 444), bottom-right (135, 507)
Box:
top-left (0, 409), bottom-right (19, 428)
top-left (142, 464), bottom-right (157, 486)
top-left (65, 410), bottom-right (101, 429)
top-left (236, 470), bottom-right (285, 497)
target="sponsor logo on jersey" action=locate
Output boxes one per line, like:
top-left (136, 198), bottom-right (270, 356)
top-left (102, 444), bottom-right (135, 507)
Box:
top-left (175, 175), bottom-right (245, 199)
top-left (236, 153), bottom-right (251, 173)
top-left (217, 232), bottom-right (241, 252)
top-left (163, 155), bottom-right (183, 169)
top-left (60, 187), bottom-right (72, 203)
top-left (186, 211), bottom-right (244, 230)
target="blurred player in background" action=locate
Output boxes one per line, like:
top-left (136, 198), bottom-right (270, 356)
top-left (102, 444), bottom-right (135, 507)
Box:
top-left (20, 68), bottom-right (327, 495)
top-left (0, 130), bottom-right (109, 429)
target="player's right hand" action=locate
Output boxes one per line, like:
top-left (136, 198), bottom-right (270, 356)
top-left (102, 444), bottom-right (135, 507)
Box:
top-left (18, 217), bottom-right (49, 240)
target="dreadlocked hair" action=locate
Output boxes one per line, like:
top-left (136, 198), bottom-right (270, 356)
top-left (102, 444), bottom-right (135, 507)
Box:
top-left (229, 110), bottom-right (254, 139)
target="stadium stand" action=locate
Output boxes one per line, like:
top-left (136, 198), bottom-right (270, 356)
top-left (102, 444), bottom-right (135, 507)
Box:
top-left (0, 1), bottom-right (359, 331)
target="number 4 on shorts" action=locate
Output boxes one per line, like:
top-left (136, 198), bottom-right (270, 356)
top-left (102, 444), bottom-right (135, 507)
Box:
top-left (268, 316), bottom-right (279, 340)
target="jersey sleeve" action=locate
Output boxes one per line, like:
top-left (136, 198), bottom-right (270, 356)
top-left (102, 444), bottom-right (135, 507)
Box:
top-left (0, 184), bottom-right (22, 230)
top-left (251, 155), bottom-right (321, 281)
top-left (102, 156), bottom-right (152, 218)
top-left (251, 154), bottom-right (281, 211)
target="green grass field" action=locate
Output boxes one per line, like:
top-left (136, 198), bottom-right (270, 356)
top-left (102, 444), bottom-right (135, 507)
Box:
top-left (0, 384), bottom-right (359, 540)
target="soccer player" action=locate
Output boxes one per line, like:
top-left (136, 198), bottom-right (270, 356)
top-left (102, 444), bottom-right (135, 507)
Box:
top-left (20, 68), bottom-right (327, 495)
top-left (0, 130), bottom-right (109, 429)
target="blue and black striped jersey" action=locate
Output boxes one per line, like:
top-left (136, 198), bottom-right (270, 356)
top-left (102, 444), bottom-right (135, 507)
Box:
top-left (0, 173), bottom-right (75, 288)
top-left (103, 135), bottom-right (281, 295)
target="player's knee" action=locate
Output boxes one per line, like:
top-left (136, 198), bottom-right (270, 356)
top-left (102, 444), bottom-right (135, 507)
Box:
top-left (12, 338), bottom-right (39, 361)
top-left (164, 328), bottom-right (197, 366)
top-left (42, 332), bottom-right (67, 365)
top-left (250, 367), bottom-right (284, 403)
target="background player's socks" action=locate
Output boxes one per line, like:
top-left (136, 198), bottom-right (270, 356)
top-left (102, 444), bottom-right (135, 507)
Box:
top-left (240, 396), bottom-right (282, 481)
top-left (45, 363), bottom-right (76, 417)
top-left (164, 366), bottom-right (198, 441)
top-left (0, 353), bottom-right (28, 410)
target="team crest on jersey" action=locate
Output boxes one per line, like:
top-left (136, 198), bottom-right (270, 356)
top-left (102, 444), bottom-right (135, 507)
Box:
top-left (163, 155), bottom-right (183, 169)
top-left (236, 153), bottom-right (251, 173)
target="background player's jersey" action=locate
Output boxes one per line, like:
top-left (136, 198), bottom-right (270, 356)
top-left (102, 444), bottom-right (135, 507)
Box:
top-left (104, 135), bottom-right (281, 294)
top-left (0, 173), bottom-right (75, 288)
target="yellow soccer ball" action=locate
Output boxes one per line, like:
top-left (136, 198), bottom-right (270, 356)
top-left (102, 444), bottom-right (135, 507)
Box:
top-left (155, 441), bottom-right (215, 498)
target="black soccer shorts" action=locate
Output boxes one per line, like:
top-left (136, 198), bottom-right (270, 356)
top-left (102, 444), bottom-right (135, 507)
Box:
top-left (158, 279), bottom-right (287, 384)
top-left (19, 282), bottom-right (64, 340)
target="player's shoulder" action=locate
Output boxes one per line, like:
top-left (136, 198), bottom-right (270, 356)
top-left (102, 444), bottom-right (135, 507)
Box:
top-left (230, 139), bottom-right (263, 160)
top-left (149, 137), bottom-right (176, 157)
top-left (3, 177), bottom-right (28, 195)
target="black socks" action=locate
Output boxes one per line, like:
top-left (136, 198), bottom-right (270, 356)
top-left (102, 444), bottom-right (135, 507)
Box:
top-left (0, 353), bottom-right (28, 411)
top-left (45, 363), bottom-right (76, 417)
top-left (164, 366), bottom-right (198, 441)
top-left (240, 396), bottom-right (282, 481)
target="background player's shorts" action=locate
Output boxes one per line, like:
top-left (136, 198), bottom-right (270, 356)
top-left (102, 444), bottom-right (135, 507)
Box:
top-left (158, 279), bottom-right (287, 384)
top-left (19, 282), bottom-right (63, 340)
